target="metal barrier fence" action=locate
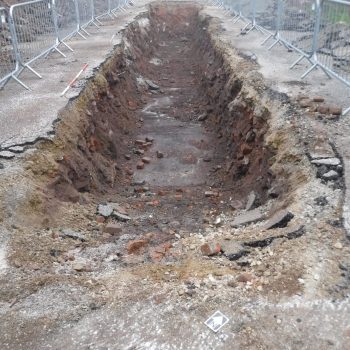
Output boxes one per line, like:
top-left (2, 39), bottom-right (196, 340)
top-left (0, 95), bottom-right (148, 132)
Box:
top-left (1, 0), bottom-right (349, 114)
top-left (0, 0), bottom-right (132, 91)
top-left (221, 0), bottom-right (350, 115)
top-left (10, 0), bottom-right (58, 81)
top-left (0, 7), bottom-right (22, 89)
top-left (53, 0), bottom-right (79, 43)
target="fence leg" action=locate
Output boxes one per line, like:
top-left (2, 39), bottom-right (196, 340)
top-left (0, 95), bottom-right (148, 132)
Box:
top-left (241, 22), bottom-right (250, 31)
top-left (14, 63), bottom-right (42, 80)
top-left (290, 54), bottom-right (306, 69)
top-left (95, 17), bottom-right (103, 25)
top-left (343, 106), bottom-right (350, 116)
top-left (77, 31), bottom-right (87, 39)
top-left (300, 63), bottom-right (318, 79)
top-left (53, 47), bottom-right (66, 58)
top-left (60, 41), bottom-right (74, 52)
top-left (267, 38), bottom-right (279, 50)
top-left (261, 33), bottom-right (273, 45)
top-left (301, 62), bottom-right (333, 79)
top-left (91, 20), bottom-right (100, 28)
top-left (11, 74), bottom-right (30, 90)
top-left (81, 27), bottom-right (91, 36)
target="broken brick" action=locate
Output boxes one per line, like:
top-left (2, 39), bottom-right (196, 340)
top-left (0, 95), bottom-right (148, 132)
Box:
top-left (237, 273), bottom-right (253, 283)
top-left (200, 242), bottom-right (221, 256)
top-left (135, 139), bottom-right (146, 145)
top-left (103, 223), bottom-right (122, 235)
top-left (141, 157), bottom-right (151, 164)
top-left (136, 161), bottom-right (144, 169)
top-left (329, 106), bottom-right (342, 116)
top-left (96, 215), bottom-right (105, 224)
top-left (127, 239), bottom-right (148, 254)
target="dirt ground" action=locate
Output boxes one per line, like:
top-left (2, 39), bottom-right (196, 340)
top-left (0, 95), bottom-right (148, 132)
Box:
top-left (0, 2), bottom-right (350, 349)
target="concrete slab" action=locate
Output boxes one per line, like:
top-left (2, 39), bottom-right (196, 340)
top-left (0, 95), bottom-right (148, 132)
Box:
top-left (231, 208), bottom-right (264, 227)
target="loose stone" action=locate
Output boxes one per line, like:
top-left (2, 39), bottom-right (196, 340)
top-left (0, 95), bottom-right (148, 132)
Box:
top-left (0, 151), bottom-right (15, 159)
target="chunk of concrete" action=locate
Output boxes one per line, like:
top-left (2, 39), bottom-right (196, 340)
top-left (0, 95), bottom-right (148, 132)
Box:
top-left (231, 209), bottom-right (264, 228)
top-left (263, 210), bottom-right (294, 230)
top-left (322, 170), bottom-right (339, 180)
top-left (245, 191), bottom-right (259, 210)
top-left (8, 146), bottom-right (25, 153)
top-left (97, 204), bottom-right (114, 218)
top-left (308, 137), bottom-right (335, 160)
top-left (0, 151), bottom-right (15, 159)
top-left (61, 229), bottom-right (86, 241)
top-left (145, 79), bottom-right (160, 90)
top-left (311, 158), bottom-right (341, 166)
top-left (112, 211), bottom-right (131, 222)
top-left (221, 241), bottom-right (249, 260)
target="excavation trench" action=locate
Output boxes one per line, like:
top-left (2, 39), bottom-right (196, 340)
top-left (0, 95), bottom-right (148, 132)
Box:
top-left (45, 4), bottom-right (274, 237)
top-left (2, 2), bottom-right (320, 286)
top-left (2, 2), bottom-right (350, 349)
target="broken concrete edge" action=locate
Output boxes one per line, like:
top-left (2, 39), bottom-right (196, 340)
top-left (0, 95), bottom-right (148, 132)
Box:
top-left (222, 225), bottom-right (305, 261)
top-left (0, 136), bottom-right (53, 158)
top-left (201, 224), bottom-right (305, 260)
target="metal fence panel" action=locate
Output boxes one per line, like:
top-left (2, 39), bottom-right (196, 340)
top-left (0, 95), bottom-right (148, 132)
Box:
top-left (94, 0), bottom-right (109, 19)
top-left (76, 0), bottom-right (93, 29)
top-left (240, 0), bottom-right (254, 22)
top-left (279, 0), bottom-right (317, 56)
top-left (316, 0), bottom-right (350, 87)
top-left (255, 0), bottom-right (278, 32)
top-left (10, 0), bottom-right (57, 66)
top-left (110, 0), bottom-right (122, 13)
top-left (53, 0), bottom-right (78, 41)
top-left (0, 7), bottom-right (17, 87)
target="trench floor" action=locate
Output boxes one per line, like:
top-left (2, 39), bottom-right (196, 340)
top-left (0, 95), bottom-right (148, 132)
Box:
top-left (114, 24), bottom-right (235, 247)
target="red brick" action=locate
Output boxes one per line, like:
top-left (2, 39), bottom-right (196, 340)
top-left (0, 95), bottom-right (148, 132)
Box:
top-left (127, 239), bottom-right (148, 254)
top-left (103, 223), bottom-right (122, 235)
top-left (141, 157), bottom-right (151, 164)
top-left (329, 106), bottom-right (342, 116)
top-left (237, 273), bottom-right (254, 283)
top-left (135, 139), bottom-right (146, 145)
top-left (317, 105), bottom-right (329, 114)
top-left (240, 143), bottom-right (253, 155)
top-left (200, 243), bottom-right (221, 256)
top-left (136, 161), bottom-right (144, 170)
top-left (299, 99), bottom-right (312, 108)
top-left (96, 216), bottom-right (105, 224)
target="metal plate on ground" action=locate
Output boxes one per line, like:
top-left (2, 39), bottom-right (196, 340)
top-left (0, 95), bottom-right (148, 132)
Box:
top-left (204, 310), bottom-right (229, 333)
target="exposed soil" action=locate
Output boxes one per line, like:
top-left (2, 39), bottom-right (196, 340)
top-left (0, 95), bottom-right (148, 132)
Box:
top-left (0, 2), bottom-right (349, 349)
